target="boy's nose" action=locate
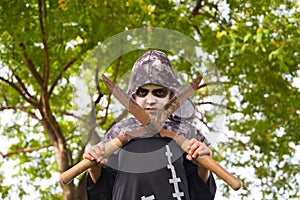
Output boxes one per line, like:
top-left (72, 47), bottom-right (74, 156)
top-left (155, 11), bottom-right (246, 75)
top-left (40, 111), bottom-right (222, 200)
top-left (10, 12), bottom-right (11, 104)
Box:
top-left (145, 94), bottom-right (156, 105)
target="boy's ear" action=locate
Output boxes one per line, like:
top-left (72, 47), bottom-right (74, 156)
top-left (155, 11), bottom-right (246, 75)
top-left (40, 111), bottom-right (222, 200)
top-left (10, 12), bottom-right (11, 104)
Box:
top-left (132, 94), bottom-right (136, 100)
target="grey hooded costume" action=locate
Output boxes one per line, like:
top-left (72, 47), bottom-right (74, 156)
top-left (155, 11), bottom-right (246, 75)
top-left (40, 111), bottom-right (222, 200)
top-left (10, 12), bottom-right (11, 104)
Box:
top-left (127, 50), bottom-right (195, 120)
top-left (87, 50), bottom-right (216, 200)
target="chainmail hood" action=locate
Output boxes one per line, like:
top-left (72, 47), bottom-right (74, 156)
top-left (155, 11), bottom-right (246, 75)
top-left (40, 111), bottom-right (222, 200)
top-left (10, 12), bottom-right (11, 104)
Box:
top-left (127, 50), bottom-right (195, 120)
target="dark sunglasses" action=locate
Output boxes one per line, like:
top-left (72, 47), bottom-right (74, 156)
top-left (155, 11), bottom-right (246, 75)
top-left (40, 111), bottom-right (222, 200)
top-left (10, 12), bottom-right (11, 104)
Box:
top-left (135, 87), bottom-right (170, 98)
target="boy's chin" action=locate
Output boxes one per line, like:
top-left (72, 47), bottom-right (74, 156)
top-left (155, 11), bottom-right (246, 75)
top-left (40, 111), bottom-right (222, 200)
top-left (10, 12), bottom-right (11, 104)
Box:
top-left (148, 113), bottom-right (158, 120)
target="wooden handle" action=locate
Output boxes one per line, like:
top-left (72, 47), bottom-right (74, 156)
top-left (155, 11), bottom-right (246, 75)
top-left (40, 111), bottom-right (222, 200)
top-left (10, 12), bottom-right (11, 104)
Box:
top-left (180, 139), bottom-right (242, 190)
top-left (59, 137), bottom-right (124, 185)
top-left (60, 159), bottom-right (96, 185)
top-left (60, 130), bottom-right (242, 190)
top-left (196, 154), bottom-right (242, 190)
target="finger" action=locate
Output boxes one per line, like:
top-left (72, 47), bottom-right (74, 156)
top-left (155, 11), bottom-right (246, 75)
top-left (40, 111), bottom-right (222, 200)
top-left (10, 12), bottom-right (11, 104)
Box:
top-left (188, 140), bottom-right (201, 153)
top-left (92, 149), bottom-right (104, 162)
top-left (190, 142), bottom-right (205, 157)
top-left (97, 141), bottom-right (106, 151)
top-left (188, 138), bottom-right (198, 148)
top-left (87, 145), bottom-right (104, 162)
top-left (192, 146), bottom-right (203, 158)
top-left (196, 147), bottom-right (212, 157)
top-left (199, 147), bottom-right (212, 157)
top-left (186, 154), bottom-right (193, 161)
top-left (83, 152), bottom-right (95, 161)
top-left (192, 143), bottom-right (210, 158)
top-left (101, 158), bottom-right (108, 164)
top-left (97, 142), bottom-right (107, 155)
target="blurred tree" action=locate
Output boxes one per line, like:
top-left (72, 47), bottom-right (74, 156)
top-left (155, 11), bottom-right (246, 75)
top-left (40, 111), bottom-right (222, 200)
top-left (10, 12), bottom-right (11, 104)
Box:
top-left (0, 0), bottom-right (299, 199)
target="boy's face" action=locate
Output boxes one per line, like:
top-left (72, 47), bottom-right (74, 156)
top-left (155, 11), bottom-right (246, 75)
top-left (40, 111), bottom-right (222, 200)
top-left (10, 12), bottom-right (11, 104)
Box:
top-left (133, 84), bottom-right (171, 119)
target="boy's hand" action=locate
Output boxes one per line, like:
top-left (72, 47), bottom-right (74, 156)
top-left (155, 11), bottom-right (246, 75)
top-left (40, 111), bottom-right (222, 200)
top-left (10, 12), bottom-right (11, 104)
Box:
top-left (83, 142), bottom-right (108, 166)
top-left (186, 138), bottom-right (212, 162)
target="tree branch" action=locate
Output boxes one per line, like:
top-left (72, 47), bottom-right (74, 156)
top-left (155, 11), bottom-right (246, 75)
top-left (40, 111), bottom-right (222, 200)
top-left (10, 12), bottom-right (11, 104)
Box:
top-left (100, 53), bottom-right (123, 126)
top-left (191, 0), bottom-right (205, 17)
top-left (18, 43), bottom-right (44, 87)
top-left (195, 114), bottom-right (214, 132)
top-left (198, 81), bottom-right (226, 89)
top-left (56, 109), bottom-right (101, 124)
top-left (34, 0), bottom-right (67, 150)
top-left (0, 105), bottom-right (40, 121)
top-left (196, 101), bottom-right (239, 112)
top-left (38, 0), bottom-right (50, 89)
top-left (12, 70), bottom-right (40, 107)
top-left (0, 135), bottom-right (75, 159)
top-left (0, 76), bottom-right (39, 107)
top-left (0, 144), bottom-right (52, 158)
top-left (12, 73), bottom-right (32, 99)
top-left (36, 0), bottom-right (65, 146)
top-left (70, 54), bottom-right (126, 163)
top-left (49, 58), bottom-right (77, 96)
top-left (94, 66), bottom-right (104, 105)
top-left (191, 0), bottom-right (219, 21)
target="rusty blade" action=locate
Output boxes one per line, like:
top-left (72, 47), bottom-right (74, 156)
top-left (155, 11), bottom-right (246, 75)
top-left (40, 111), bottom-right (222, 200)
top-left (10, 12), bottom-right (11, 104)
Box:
top-left (156, 74), bottom-right (203, 123)
top-left (102, 74), bottom-right (161, 133)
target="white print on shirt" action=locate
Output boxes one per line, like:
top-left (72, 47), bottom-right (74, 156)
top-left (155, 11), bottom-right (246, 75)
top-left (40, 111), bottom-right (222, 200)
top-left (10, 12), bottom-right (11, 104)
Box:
top-left (165, 145), bottom-right (184, 200)
top-left (141, 194), bottom-right (155, 200)
top-left (140, 145), bottom-right (184, 200)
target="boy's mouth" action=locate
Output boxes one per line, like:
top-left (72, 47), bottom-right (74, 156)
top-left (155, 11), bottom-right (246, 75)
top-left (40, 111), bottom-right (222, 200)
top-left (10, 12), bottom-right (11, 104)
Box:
top-left (145, 108), bottom-right (158, 114)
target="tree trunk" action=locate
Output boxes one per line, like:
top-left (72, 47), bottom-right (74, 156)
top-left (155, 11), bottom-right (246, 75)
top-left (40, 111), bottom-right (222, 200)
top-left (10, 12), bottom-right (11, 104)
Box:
top-left (40, 109), bottom-right (88, 200)
top-left (60, 177), bottom-right (87, 200)
top-left (55, 142), bottom-right (88, 200)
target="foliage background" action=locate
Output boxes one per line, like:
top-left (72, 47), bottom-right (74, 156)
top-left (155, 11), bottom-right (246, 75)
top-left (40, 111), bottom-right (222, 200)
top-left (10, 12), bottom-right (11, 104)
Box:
top-left (0, 0), bottom-right (299, 199)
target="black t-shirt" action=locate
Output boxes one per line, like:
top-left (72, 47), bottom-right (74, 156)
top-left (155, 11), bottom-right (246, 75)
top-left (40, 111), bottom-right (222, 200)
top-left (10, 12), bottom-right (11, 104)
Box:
top-left (87, 137), bottom-right (216, 200)
top-left (112, 137), bottom-right (189, 200)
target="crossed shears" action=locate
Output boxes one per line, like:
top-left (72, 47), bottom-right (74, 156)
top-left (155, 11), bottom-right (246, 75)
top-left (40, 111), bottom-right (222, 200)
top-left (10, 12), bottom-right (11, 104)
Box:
top-left (60, 74), bottom-right (242, 190)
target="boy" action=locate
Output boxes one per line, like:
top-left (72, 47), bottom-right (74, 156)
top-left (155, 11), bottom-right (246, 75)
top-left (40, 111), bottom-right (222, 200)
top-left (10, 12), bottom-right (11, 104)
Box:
top-left (84, 50), bottom-right (216, 200)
